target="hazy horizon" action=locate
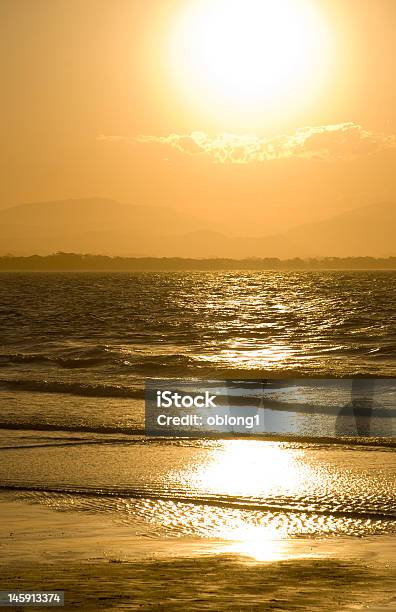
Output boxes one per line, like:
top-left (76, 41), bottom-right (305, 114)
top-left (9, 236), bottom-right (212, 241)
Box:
top-left (0, 197), bottom-right (394, 258)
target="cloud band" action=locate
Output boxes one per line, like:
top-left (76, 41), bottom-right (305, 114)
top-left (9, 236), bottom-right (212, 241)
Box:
top-left (97, 123), bottom-right (396, 163)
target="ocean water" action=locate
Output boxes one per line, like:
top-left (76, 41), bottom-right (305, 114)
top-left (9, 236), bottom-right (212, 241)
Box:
top-left (0, 271), bottom-right (395, 544)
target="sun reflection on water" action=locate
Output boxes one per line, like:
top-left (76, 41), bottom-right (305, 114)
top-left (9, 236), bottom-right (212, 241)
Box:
top-left (202, 343), bottom-right (296, 369)
top-left (219, 524), bottom-right (289, 561)
top-left (185, 440), bottom-right (308, 498)
top-left (170, 440), bottom-right (318, 558)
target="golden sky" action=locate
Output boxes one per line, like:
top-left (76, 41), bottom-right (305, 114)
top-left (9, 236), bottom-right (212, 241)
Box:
top-left (1, 0), bottom-right (396, 234)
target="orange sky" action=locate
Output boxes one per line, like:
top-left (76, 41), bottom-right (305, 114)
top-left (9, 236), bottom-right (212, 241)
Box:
top-left (1, 0), bottom-right (396, 234)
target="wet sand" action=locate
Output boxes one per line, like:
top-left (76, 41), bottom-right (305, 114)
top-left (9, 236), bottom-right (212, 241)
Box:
top-left (1, 500), bottom-right (395, 611)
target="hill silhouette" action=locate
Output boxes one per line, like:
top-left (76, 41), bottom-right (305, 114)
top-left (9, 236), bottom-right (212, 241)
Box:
top-left (0, 198), bottom-right (211, 256)
top-left (0, 198), bottom-right (394, 258)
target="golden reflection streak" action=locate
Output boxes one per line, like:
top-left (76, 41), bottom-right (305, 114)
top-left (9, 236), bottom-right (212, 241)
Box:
top-left (188, 441), bottom-right (307, 496)
top-left (220, 525), bottom-right (289, 562)
top-left (202, 345), bottom-right (296, 368)
top-left (175, 441), bottom-right (323, 560)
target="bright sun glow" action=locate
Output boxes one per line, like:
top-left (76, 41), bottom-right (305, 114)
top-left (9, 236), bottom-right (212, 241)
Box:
top-left (169, 0), bottom-right (332, 120)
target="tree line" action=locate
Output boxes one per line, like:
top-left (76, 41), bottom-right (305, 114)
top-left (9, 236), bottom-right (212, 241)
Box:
top-left (0, 253), bottom-right (395, 270)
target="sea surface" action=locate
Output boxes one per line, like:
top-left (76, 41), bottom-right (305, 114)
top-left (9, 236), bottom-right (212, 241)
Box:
top-left (0, 271), bottom-right (395, 546)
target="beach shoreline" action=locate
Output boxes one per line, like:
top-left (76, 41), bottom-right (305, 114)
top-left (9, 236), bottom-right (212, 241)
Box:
top-left (1, 499), bottom-right (395, 611)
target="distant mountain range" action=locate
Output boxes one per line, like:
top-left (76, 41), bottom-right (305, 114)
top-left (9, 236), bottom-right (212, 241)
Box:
top-left (0, 198), bottom-right (394, 257)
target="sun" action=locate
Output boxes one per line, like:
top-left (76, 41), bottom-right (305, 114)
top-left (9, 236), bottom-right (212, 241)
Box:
top-left (168, 0), bottom-right (332, 123)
